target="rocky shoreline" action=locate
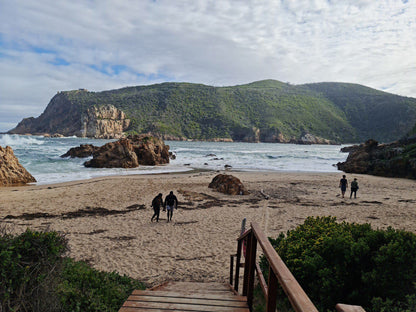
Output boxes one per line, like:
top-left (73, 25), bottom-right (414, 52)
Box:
top-left (337, 137), bottom-right (416, 179)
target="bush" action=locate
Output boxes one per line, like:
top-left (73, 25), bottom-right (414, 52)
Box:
top-left (59, 259), bottom-right (145, 312)
top-left (261, 216), bottom-right (416, 312)
top-left (0, 229), bottom-right (145, 312)
top-left (0, 229), bottom-right (67, 311)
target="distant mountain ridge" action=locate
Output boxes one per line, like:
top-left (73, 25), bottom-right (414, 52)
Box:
top-left (9, 80), bottom-right (416, 144)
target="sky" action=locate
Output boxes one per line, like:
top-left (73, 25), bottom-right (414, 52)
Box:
top-left (0, 0), bottom-right (415, 132)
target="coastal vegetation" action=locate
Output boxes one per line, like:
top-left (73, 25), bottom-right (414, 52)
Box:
top-left (0, 229), bottom-right (145, 312)
top-left (9, 80), bottom-right (416, 143)
top-left (260, 216), bottom-right (416, 312)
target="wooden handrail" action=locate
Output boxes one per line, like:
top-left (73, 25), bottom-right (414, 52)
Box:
top-left (230, 222), bottom-right (366, 312)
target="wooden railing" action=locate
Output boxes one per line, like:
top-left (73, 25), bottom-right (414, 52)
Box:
top-left (230, 222), bottom-right (366, 312)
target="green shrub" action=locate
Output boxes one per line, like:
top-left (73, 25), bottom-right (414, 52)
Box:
top-left (261, 216), bottom-right (416, 312)
top-left (0, 229), bottom-right (145, 312)
top-left (0, 229), bottom-right (67, 311)
top-left (59, 258), bottom-right (145, 312)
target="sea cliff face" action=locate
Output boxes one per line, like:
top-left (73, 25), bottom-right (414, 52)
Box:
top-left (9, 92), bottom-right (130, 139)
top-left (81, 105), bottom-right (130, 139)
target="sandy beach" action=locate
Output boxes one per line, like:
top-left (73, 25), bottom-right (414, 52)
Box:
top-left (1, 170), bottom-right (415, 287)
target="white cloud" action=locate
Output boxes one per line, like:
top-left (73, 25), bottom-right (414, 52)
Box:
top-left (0, 0), bottom-right (415, 131)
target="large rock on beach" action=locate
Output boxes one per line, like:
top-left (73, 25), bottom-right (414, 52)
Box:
top-left (84, 138), bottom-right (139, 168)
top-left (129, 134), bottom-right (170, 166)
top-left (0, 145), bottom-right (36, 186)
top-left (208, 174), bottom-right (249, 195)
top-left (82, 134), bottom-right (170, 168)
top-left (337, 138), bottom-right (416, 179)
top-left (61, 144), bottom-right (99, 158)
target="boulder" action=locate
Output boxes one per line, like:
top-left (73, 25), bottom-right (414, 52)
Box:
top-left (208, 174), bottom-right (249, 195)
top-left (61, 144), bottom-right (99, 158)
top-left (82, 134), bottom-right (170, 168)
top-left (129, 134), bottom-right (170, 166)
top-left (0, 146), bottom-right (36, 186)
top-left (84, 138), bottom-right (139, 168)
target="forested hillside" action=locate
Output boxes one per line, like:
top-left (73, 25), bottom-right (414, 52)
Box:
top-left (9, 80), bottom-right (416, 143)
top-left (303, 82), bottom-right (416, 142)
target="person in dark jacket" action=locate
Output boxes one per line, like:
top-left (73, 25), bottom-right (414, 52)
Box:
top-left (350, 178), bottom-right (359, 199)
top-left (164, 191), bottom-right (178, 222)
top-left (339, 175), bottom-right (348, 198)
top-left (151, 193), bottom-right (163, 222)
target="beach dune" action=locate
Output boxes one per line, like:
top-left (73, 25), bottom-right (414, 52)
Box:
top-left (1, 171), bottom-right (415, 286)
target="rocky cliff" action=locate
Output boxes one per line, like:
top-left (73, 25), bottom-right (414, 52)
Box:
top-left (81, 105), bottom-right (130, 139)
top-left (9, 91), bottom-right (130, 139)
top-left (0, 146), bottom-right (36, 186)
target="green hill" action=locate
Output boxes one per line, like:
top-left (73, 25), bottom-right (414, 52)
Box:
top-left (9, 80), bottom-right (416, 143)
top-left (302, 82), bottom-right (416, 142)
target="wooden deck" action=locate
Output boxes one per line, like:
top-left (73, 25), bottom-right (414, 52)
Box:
top-left (119, 282), bottom-right (250, 312)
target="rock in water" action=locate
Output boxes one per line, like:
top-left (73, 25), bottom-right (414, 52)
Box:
top-left (208, 174), bottom-right (249, 195)
top-left (129, 134), bottom-right (170, 166)
top-left (60, 144), bottom-right (99, 158)
top-left (0, 146), bottom-right (36, 186)
top-left (82, 134), bottom-right (170, 168)
top-left (84, 138), bottom-right (139, 168)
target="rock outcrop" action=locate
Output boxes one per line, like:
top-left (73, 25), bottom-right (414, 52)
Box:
top-left (82, 135), bottom-right (170, 168)
top-left (84, 138), bottom-right (139, 168)
top-left (290, 133), bottom-right (336, 145)
top-left (9, 92), bottom-right (83, 136)
top-left (0, 146), bottom-right (36, 186)
top-left (208, 174), bottom-right (249, 195)
top-left (8, 91), bottom-right (130, 139)
top-left (129, 134), bottom-right (170, 166)
top-left (60, 144), bottom-right (99, 158)
top-left (337, 138), bottom-right (416, 179)
top-left (80, 105), bottom-right (130, 139)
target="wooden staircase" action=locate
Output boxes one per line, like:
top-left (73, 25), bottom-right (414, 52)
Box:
top-left (119, 281), bottom-right (250, 312)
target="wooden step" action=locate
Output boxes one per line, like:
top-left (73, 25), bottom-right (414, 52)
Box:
top-left (119, 282), bottom-right (249, 312)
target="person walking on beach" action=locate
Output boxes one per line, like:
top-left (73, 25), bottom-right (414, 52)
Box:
top-left (164, 191), bottom-right (178, 222)
top-left (339, 175), bottom-right (348, 198)
top-left (350, 178), bottom-right (359, 199)
top-left (151, 193), bottom-right (163, 222)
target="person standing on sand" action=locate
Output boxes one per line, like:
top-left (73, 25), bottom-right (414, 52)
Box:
top-left (350, 178), bottom-right (359, 199)
top-left (151, 193), bottom-right (163, 222)
top-left (164, 191), bottom-right (178, 222)
top-left (339, 175), bottom-right (348, 198)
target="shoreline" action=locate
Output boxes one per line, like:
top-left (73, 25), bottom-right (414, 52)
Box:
top-left (1, 171), bottom-right (415, 286)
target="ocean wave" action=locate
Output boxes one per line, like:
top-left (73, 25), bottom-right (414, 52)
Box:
top-left (0, 134), bottom-right (45, 147)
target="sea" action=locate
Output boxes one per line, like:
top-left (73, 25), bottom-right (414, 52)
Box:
top-left (0, 134), bottom-right (349, 185)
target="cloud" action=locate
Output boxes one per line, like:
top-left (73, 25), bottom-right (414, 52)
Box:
top-left (0, 0), bottom-right (415, 132)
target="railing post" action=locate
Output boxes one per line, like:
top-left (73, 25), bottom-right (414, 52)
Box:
top-left (267, 265), bottom-right (278, 312)
top-left (246, 233), bottom-right (257, 310)
top-left (243, 233), bottom-right (252, 296)
top-left (234, 239), bottom-right (242, 292)
top-left (230, 255), bottom-right (234, 285)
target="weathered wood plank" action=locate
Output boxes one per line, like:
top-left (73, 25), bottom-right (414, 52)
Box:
top-left (336, 303), bottom-right (367, 312)
top-left (155, 282), bottom-right (231, 292)
top-left (125, 294), bottom-right (248, 307)
top-left (121, 300), bottom-right (250, 311)
top-left (120, 282), bottom-right (250, 312)
top-left (130, 290), bottom-right (247, 301)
